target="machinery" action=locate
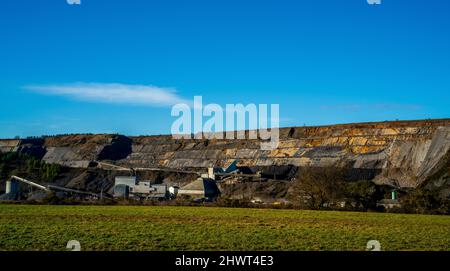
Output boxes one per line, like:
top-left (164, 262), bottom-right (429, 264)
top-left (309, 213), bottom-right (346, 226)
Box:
top-left (0, 175), bottom-right (100, 201)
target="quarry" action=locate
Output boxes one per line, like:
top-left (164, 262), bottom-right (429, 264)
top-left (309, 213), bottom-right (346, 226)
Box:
top-left (0, 119), bottom-right (449, 211)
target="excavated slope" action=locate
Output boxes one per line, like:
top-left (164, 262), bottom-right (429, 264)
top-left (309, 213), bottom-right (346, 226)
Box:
top-left (1, 119), bottom-right (449, 188)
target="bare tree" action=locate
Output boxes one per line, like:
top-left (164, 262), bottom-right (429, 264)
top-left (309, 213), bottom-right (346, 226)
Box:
top-left (289, 167), bottom-right (346, 209)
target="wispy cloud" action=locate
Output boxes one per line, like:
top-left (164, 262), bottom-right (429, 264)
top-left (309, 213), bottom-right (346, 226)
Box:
top-left (24, 82), bottom-right (190, 107)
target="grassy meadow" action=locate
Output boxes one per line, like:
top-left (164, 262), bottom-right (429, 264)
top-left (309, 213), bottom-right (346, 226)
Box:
top-left (0, 204), bottom-right (449, 251)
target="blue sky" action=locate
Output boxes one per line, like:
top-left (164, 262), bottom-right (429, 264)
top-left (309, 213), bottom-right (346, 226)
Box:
top-left (0, 0), bottom-right (449, 138)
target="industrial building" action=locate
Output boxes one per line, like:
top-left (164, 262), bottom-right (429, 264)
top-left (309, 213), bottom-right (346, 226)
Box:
top-left (1, 160), bottom-right (234, 202)
top-left (111, 161), bottom-right (234, 201)
top-left (204, 160), bottom-right (239, 180)
top-left (177, 178), bottom-right (220, 200)
top-left (0, 178), bottom-right (20, 200)
top-left (113, 176), bottom-right (170, 200)
top-left (113, 175), bottom-right (220, 201)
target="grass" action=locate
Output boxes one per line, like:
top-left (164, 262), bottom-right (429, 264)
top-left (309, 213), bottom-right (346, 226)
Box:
top-left (0, 204), bottom-right (449, 251)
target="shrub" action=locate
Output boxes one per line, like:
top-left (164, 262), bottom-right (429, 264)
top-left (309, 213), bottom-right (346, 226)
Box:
top-left (400, 189), bottom-right (450, 215)
top-left (289, 167), bottom-right (347, 209)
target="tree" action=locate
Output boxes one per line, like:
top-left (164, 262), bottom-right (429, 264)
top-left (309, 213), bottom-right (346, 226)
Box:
top-left (344, 181), bottom-right (378, 210)
top-left (401, 189), bottom-right (449, 215)
top-left (289, 167), bottom-right (346, 209)
top-left (0, 163), bottom-right (7, 181)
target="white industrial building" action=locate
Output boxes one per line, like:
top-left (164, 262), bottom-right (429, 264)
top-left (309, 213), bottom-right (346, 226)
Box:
top-left (114, 176), bottom-right (169, 200)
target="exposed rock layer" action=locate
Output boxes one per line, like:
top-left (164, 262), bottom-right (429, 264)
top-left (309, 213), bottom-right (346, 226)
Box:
top-left (1, 119), bottom-right (449, 189)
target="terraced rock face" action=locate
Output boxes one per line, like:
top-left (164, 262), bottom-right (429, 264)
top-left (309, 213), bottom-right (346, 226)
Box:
top-left (1, 119), bottom-right (449, 189)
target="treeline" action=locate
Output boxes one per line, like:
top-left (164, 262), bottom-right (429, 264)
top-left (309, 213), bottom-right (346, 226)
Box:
top-left (0, 152), bottom-right (61, 184)
top-left (13, 132), bottom-right (123, 140)
top-left (18, 133), bottom-right (95, 140)
top-left (288, 167), bottom-right (450, 215)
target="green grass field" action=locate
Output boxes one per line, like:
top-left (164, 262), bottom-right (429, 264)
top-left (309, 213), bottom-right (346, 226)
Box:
top-left (0, 204), bottom-right (449, 251)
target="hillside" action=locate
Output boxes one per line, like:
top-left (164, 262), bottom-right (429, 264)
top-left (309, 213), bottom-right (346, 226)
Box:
top-left (0, 119), bottom-right (449, 204)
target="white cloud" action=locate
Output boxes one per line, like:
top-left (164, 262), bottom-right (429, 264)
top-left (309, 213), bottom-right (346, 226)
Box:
top-left (24, 82), bottom-right (190, 107)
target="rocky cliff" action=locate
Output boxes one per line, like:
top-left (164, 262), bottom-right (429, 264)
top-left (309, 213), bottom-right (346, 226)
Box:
top-left (1, 119), bottom-right (449, 190)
